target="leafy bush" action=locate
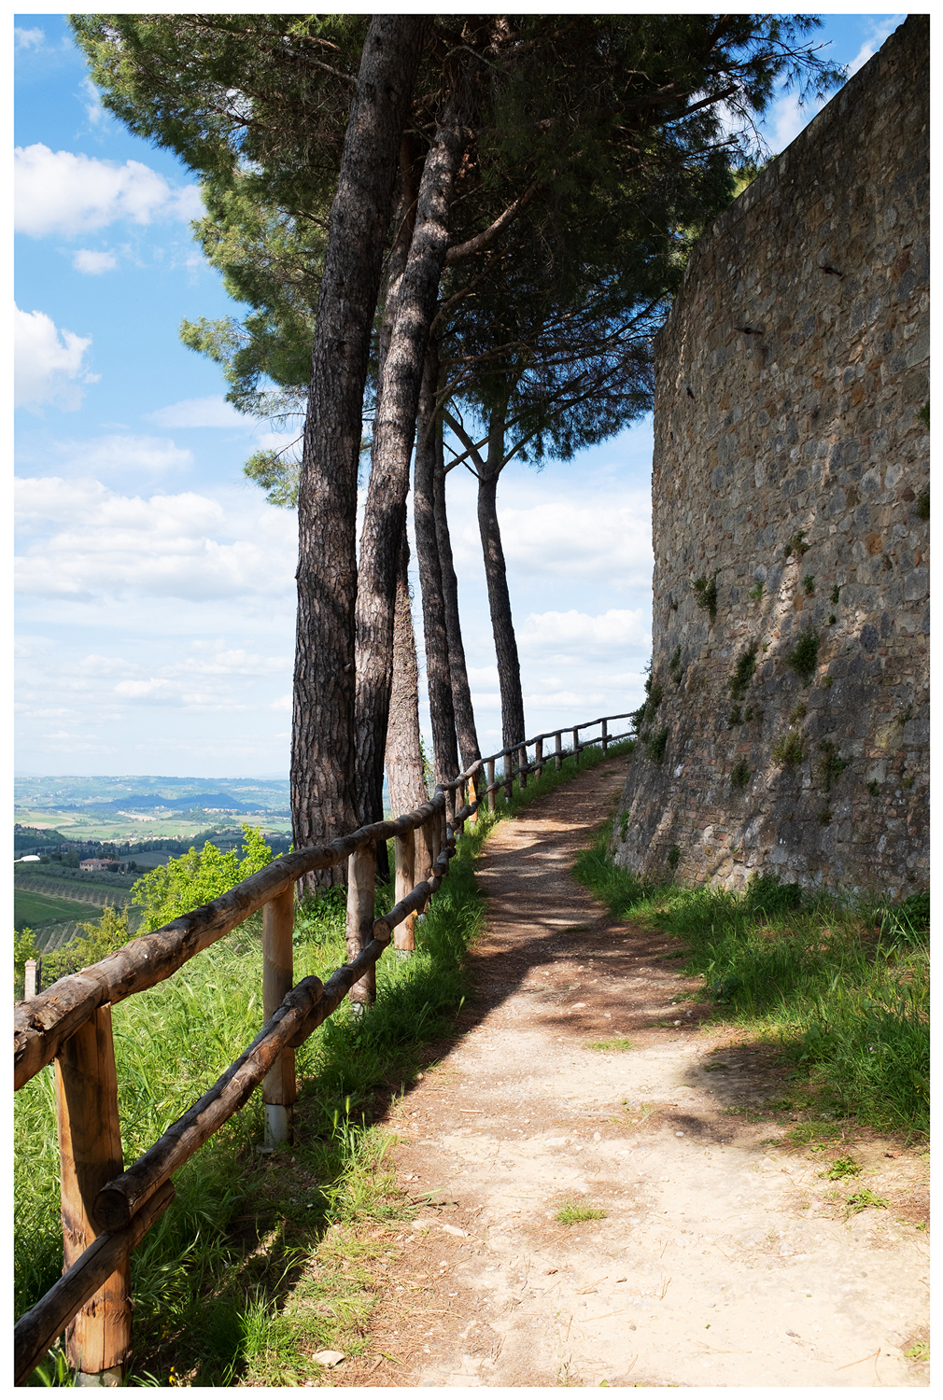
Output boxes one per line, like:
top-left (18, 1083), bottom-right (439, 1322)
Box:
top-left (744, 872), bottom-right (802, 914)
top-left (131, 824), bottom-right (273, 931)
top-left (693, 573), bottom-right (718, 620)
top-left (643, 726), bottom-right (669, 762)
top-left (786, 628), bottom-right (820, 685)
top-left (772, 730), bottom-right (805, 767)
top-left (729, 642), bottom-right (758, 701)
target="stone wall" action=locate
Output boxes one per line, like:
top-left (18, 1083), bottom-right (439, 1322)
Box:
top-left (611, 17), bottom-right (929, 900)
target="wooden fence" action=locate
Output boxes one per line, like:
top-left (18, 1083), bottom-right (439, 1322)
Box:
top-left (12, 713), bottom-right (633, 1385)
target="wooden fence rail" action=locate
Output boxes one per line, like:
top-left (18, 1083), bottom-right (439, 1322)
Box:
top-left (13, 713), bottom-right (633, 1384)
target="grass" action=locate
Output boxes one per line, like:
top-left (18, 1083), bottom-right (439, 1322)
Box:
top-left (844, 1188), bottom-right (890, 1217)
top-left (554, 1200), bottom-right (607, 1225)
top-left (821, 1155), bottom-right (862, 1180)
top-left (16, 736), bottom-right (633, 1387)
top-left (573, 824), bottom-right (929, 1139)
top-left (587, 1037), bottom-right (634, 1052)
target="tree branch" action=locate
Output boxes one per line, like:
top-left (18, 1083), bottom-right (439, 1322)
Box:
top-left (444, 182), bottom-right (541, 266)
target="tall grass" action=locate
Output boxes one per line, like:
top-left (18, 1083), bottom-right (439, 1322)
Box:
top-left (574, 825), bottom-right (929, 1137)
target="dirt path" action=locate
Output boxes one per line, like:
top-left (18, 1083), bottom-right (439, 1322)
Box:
top-left (346, 759), bottom-right (930, 1388)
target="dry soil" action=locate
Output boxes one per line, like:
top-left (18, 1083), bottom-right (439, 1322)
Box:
top-left (338, 758), bottom-right (930, 1388)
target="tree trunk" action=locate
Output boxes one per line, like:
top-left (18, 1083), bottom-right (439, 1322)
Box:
top-left (354, 71), bottom-right (474, 828)
top-left (292, 16), bottom-right (426, 887)
top-left (477, 402), bottom-right (527, 752)
top-left (414, 340), bottom-right (460, 784)
top-left (372, 138), bottom-right (422, 883)
top-left (386, 528), bottom-right (429, 817)
top-left (434, 437), bottom-right (481, 770)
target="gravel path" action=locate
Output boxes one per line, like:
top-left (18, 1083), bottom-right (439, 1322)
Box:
top-left (343, 758), bottom-right (929, 1388)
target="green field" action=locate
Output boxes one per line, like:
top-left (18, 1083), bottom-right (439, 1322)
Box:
top-left (14, 889), bottom-right (106, 930)
top-left (13, 870), bottom-right (134, 932)
top-left (14, 809), bottom-right (293, 842)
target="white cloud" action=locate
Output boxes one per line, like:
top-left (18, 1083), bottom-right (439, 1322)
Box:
top-left (115, 678), bottom-right (173, 699)
top-left (14, 304), bottom-right (97, 410)
top-left (73, 248), bottom-right (118, 275)
top-left (14, 27), bottom-right (45, 50)
top-left (519, 608), bottom-right (650, 661)
top-left (79, 76), bottom-right (109, 128)
top-left (147, 397), bottom-right (250, 430)
top-left (14, 144), bottom-right (203, 238)
top-left (178, 642), bottom-right (291, 676)
top-left (847, 16), bottom-right (904, 77)
top-left (15, 477), bottom-right (297, 604)
top-left (454, 493), bottom-right (652, 589)
top-left (18, 435), bottom-right (193, 489)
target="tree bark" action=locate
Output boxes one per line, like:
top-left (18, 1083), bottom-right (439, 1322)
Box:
top-left (354, 69), bottom-right (475, 827)
top-left (434, 434), bottom-right (481, 770)
top-left (292, 16), bottom-right (426, 886)
top-left (386, 528), bottom-right (429, 817)
top-left (414, 339), bottom-right (460, 783)
top-left (477, 401), bottom-right (527, 751)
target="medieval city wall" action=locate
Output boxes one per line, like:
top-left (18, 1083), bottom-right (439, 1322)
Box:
top-left (611, 17), bottom-right (929, 899)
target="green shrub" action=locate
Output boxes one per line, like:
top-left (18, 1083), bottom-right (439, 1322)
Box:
top-left (819, 741), bottom-right (850, 791)
top-left (693, 573), bottom-right (719, 621)
top-left (744, 872), bottom-right (802, 914)
top-left (786, 628), bottom-right (820, 685)
top-left (772, 730), bottom-right (805, 767)
top-left (643, 727), bottom-right (669, 762)
top-left (131, 824), bottom-right (273, 931)
top-left (729, 642), bottom-right (758, 702)
top-left (730, 760), bottom-right (751, 790)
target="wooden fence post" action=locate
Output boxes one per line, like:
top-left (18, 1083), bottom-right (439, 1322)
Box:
top-left (54, 1006), bottom-right (130, 1384)
top-left (467, 770), bottom-right (479, 825)
top-left (535, 737), bottom-right (544, 781)
top-left (262, 884), bottom-right (296, 1146)
top-left (24, 958), bottom-right (38, 1000)
top-left (602, 718), bottom-right (609, 753)
top-left (485, 760), bottom-right (495, 812)
top-left (393, 829), bottom-right (416, 953)
top-left (346, 846), bottom-right (376, 1011)
top-left (572, 727), bottom-right (580, 767)
top-left (554, 731), bottom-right (562, 771)
top-left (419, 817), bottom-right (434, 883)
top-left (518, 744), bottom-right (527, 790)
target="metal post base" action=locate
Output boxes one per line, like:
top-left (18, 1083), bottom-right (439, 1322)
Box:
top-left (264, 1103), bottom-right (292, 1148)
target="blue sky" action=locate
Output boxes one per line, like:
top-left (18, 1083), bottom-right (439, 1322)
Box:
top-left (14, 12), bottom-right (907, 777)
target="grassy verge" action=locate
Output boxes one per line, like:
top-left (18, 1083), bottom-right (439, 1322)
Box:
top-left (17, 740), bottom-right (631, 1386)
top-left (573, 822), bottom-right (929, 1139)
